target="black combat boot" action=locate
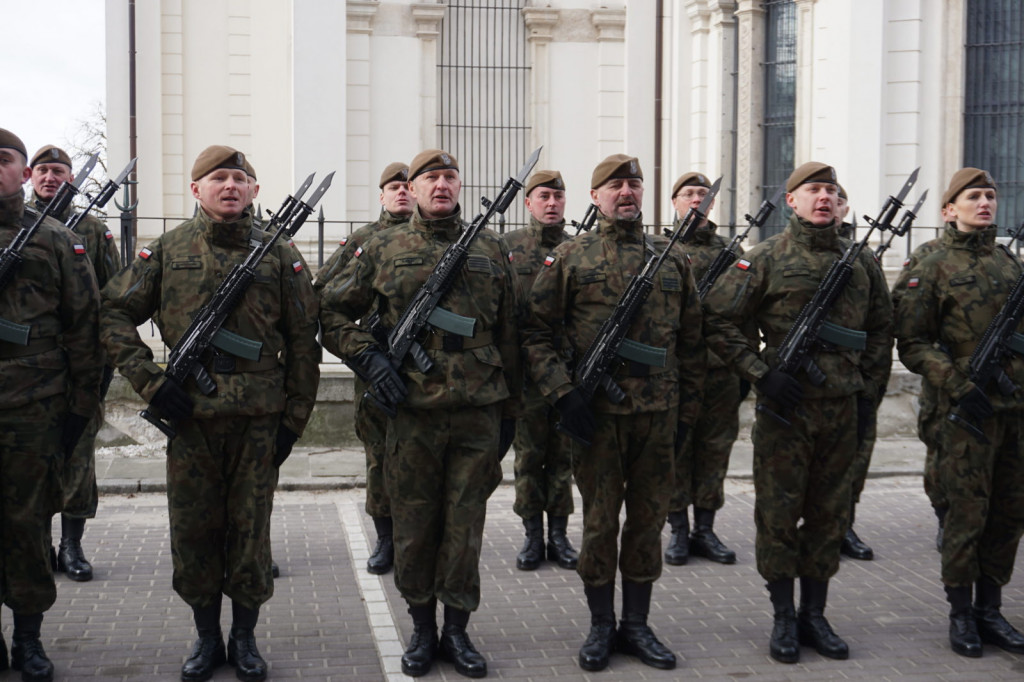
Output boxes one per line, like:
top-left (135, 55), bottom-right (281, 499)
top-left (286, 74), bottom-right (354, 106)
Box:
top-left (515, 515), bottom-right (544, 570)
top-left (438, 605), bottom-right (487, 678)
top-left (367, 516), bottom-right (394, 575)
top-left (935, 506), bottom-right (947, 553)
top-left (546, 514), bottom-right (578, 569)
top-left (839, 503), bottom-right (874, 561)
top-left (663, 510), bottom-right (689, 566)
top-left (615, 580), bottom-right (676, 670)
top-left (689, 507), bottom-right (736, 564)
top-left (10, 613), bottom-right (53, 682)
top-left (227, 602), bottom-right (267, 682)
top-left (797, 577), bottom-right (849, 659)
top-left (974, 576), bottom-right (1024, 653)
top-left (766, 580), bottom-right (799, 663)
top-left (57, 515), bottom-right (94, 581)
top-left (946, 584), bottom-right (982, 657)
top-left (579, 583), bottom-right (616, 671)
top-left (401, 600), bottom-right (438, 677)
top-left (181, 598), bottom-right (226, 681)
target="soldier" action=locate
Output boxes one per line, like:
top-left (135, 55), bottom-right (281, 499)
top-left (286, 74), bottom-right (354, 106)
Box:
top-left (703, 162), bottom-right (893, 664)
top-left (501, 169), bottom-right (578, 572)
top-left (314, 161), bottom-right (412, 576)
top-left (662, 171), bottom-right (739, 567)
top-left (522, 154), bottom-right (706, 671)
top-left (29, 145), bottom-right (121, 583)
top-left (894, 168), bottom-right (1024, 658)
top-left (320, 149), bottom-right (520, 679)
top-left (101, 145), bottom-right (320, 681)
top-left (0, 129), bottom-right (101, 682)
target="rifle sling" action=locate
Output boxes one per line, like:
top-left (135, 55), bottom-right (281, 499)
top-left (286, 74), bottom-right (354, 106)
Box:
top-left (420, 329), bottom-right (493, 352)
top-left (0, 336), bottom-right (56, 359)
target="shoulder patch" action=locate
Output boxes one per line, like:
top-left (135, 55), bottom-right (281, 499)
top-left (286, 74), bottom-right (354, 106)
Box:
top-left (735, 259), bottom-right (751, 271)
top-left (73, 243), bottom-right (86, 255)
top-left (544, 255), bottom-right (556, 267)
top-left (139, 247), bottom-right (153, 260)
top-left (507, 251), bottom-right (514, 263)
top-left (354, 246), bottom-right (363, 258)
top-left (104, 230), bottom-right (114, 240)
top-left (902, 258), bottom-right (910, 268)
top-left (908, 277), bottom-right (920, 288)
top-left (293, 260), bottom-right (304, 273)
top-left (339, 237), bottom-right (348, 246)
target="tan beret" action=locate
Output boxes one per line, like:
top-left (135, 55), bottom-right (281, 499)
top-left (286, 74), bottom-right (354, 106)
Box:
top-left (942, 167), bottom-right (996, 207)
top-left (191, 145), bottom-right (247, 181)
top-left (30, 145), bottom-right (72, 168)
top-left (591, 154), bottom-right (643, 189)
top-left (786, 162), bottom-right (837, 192)
top-left (379, 162), bottom-right (410, 188)
top-left (243, 159), bottom-right (257, 180)
top-left (408, 149), bottom-right (459, 181)
top-left (0, 129), bottom-right (28, 160)
top-left (837, 183), bottom-right (848, 201)
top-left (525, 170), bottom-right (565, 197)
top-left (671, 171), bottom-right (712, 198)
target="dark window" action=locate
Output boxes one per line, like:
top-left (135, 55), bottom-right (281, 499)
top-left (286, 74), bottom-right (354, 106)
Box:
top-left (761, 0), bottom-right (796, 237)
top-left (438, 1), bottom-right (530, 231)
top-left (964, 0), bottom-right (1024, 235)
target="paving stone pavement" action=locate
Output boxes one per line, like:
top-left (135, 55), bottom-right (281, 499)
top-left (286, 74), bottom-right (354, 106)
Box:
top-left (8, 473), bottom-right (1024, 681)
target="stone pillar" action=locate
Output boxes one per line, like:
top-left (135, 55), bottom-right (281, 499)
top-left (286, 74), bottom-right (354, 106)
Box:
top-left (793, 0), bottom-right (816, 164)
top-left (347, 1), bottom-right (379, 220)
top-left (734, 0), bottom-right (766, 239)
top-left (412, 3), bottom-right (446, 148)
top-left (591, 8), bottom-right (627, 157)
top-left (523, 6), bottom-right (559, 153)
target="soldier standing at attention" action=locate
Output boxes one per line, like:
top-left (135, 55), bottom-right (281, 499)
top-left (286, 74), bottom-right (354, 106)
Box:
top-left (320, 149), bottom-right (521, 679)
top-left (662, 171), bottom-right (739, 567)
top-left (894, 168), bottom-right (1024, 658)
top-left (29, 145), bottom-right (121, 583)
top-left (314, 161), bottom-right (412, 576)
top-left (101, 145), bottom-right (320, 682)
top-left (501, 169), bottom-right (578, 572)
top-left (0, 129), bottom-right (101, 682)
top-left (702, 162), bottom-right (892, 664)
top-left (522, 154), bottom-right (706, 672)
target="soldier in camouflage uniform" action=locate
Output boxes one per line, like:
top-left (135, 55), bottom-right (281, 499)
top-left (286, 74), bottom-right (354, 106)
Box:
top-left (320, 149), bottom-right (520, 679)
top-left (314, 161), bottom-right (412, 576)
top-left (703, 162), bottom-right (893, 664)
top-left (894, 168), bottom-right (1024, 658)
top-left (500, 169), bottom-right (578, 572)
top-left (101, 145), bottom-right (320, 682)
top-left (662, 171), bottom-right (740, 568)
top-left (522, 154), bottom-right (706, 672)
top-left (29, 145), bottom-right (121, 583)
top-left (0, 129), bottom-right (101, 682)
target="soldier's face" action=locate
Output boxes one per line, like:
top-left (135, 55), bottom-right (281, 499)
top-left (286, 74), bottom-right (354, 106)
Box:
top-left (190, 168), bottom-right (249, 222)
top-left (671, 185), bottom-right (713, 226)
top-left (410, 169), bottom-right (461, 219)
top-left (0, 149), bottom-right (30, 197)
top-left (525, 187), bottom-right (566, 225)
top-left (787, 182), bottom-right (838, 227)
top-left (591, 177), bottom-right (643, 221)
top-left (31, 162), bottom-right (72, 201)
top-left (380, 180), bottom-right (413, 216)
top-left (950, 187), bottom-right (997, 232)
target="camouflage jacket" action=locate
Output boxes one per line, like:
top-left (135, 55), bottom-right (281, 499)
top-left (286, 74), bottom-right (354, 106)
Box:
top-left (502, 216), bottom-right (570, 303)
top-left (100, 208), bottom-right (321, 434)
top-left (35, 191), bottom-right (121, 289)
top-left (894, 224), bottom-right (1024, 409)
top-left (0, 192), bottom-right (101, 415)
top-left (703, 213), bottom-right (893, 400)
top-left (313, 209), bottom-right (408, 294)
top-left (522, 212), bottom-right (706, 422)
top-left (319, 204), bottom-right (522, 417)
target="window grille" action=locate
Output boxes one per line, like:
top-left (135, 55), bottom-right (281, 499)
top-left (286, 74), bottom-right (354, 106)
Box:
top-left (761, 0), bottom-right (796, 238)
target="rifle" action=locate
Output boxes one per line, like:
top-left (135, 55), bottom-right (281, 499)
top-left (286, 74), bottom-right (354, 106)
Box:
top-left (757, 168), bottom-right (919, 426)
top-left (696, 185), bottom-right (784, 300)
top-left (364, 147), bottom-right (542, 417)
top-left (948, 221), bottom-right (1024, 444)
top-left (140, 171), bottom-right (334, 438)
top-left (874, 190), bottom-right (928, 261)
top-left (66, 157), bottom-right (138, 233)
top-left (571, 203), bottom-right (598, 236)
top-left (557, 177), bottom-right (722, 445)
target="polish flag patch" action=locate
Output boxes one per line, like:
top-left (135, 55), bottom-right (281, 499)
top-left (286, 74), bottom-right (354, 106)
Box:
top-left (73, 244), bottom-right (86, 255)
top-left (104, 230), bottom-right (114, 240)
top-left (139, 247), bottom-right (152, 260)
top-left (354, 246), bottom-right (364, 258)
top-left (507, 252), bottom-right (514, 263)
top-left (544, 255), bottom-right (556, 267)
top-left (908, 277), bottom-right (920, 288)
top-left (735, 259), bottom-right (751, 271)
top-left (902, 258), bottom-right (911, 268)
top-left (293, 261), bottom-right (304, 273)
top-left (339, 237), bottom-right (348, 246)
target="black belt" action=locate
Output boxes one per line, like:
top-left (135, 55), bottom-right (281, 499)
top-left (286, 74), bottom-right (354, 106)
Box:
top-left (0, 337), bottom-right (58, 359)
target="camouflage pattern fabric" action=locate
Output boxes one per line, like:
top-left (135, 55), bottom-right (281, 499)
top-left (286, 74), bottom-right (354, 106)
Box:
top-left (313, 209), bottom-right (407, 295)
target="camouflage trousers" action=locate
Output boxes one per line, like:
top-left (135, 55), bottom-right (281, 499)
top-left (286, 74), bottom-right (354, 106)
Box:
top-left (166, 414), bottom-right (279, 610)
top-left (513, 382), bottom-right (574, 519)
top-left (386, 404), bottom-right (503, 612)
top-left (752, 395), bottom-right (856, 582)
top-left (849, 406), bottom-right (877, 503)
top-left (670, 367), bottom-right (740, 512)
top-left (61, 400), bottom-right (102, 518)
top-left (938, 409), bottom-right (1024, 587)
top-left (573, 411), bottom-right (674, 587)
top-left (918, 383), bottom-right (948, 510)
top-left (354, 376), bottom-right (389, 518)
top-left (0, 394), bottom-right (65, 615)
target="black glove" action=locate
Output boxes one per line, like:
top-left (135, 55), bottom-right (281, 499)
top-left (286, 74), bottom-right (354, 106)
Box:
top-left (755, 369), bottom-right (804, 411)
top-left (498, 419), bottom-right (516, 461)
top-left (61, 413), bottom-right (91, 457)
top-left (674, 421), bottom-right (690, 456)
top-left (357, 348), bottom-right (408, 407)
top-left (150, 376), bottom-right (195, 421)
top-left (856, 395), bottom-right (874, 446)
top-left (555, 388), bottom-right (596, 446)
top-left (738, 379), bottom-right (752, 403)
top-left (274, 425), bottom-right (299, 468)
top-left (957, 386), bottom-right (994, 423)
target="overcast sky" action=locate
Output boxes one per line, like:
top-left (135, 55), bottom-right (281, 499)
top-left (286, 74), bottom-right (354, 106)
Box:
top-left (2, 0), bottom-right (106, 161)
